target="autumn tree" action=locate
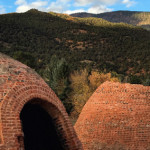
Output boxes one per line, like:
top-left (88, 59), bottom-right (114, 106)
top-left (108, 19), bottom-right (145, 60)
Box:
top-left (69, 69), bottom-right (120, 122)
top-left (88, 71), bottom-right (120, 91)
top-left (69, 69), bottom-right (92, 119)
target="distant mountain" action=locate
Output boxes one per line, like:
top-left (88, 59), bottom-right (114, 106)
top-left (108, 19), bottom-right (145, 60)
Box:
top-left (0, 9), bottom-right (149, 79)
top-left (71, 11), bottom-right (150, 30)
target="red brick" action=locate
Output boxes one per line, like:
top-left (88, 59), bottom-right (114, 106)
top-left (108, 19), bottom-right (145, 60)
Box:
top-left (75, 81), bottom-right (150, 150)
top-left (0, 53), bottom-right (82, 150)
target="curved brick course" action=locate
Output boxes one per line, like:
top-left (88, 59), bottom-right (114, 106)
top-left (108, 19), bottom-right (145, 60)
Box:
top-left (0, 53), bottom-right (82, 150)
top-left (75, 81), bottom-right (150, 150)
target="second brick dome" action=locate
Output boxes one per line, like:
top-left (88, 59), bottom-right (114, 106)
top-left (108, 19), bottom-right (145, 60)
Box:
top-left (75, 81), bottom-right (150, 150)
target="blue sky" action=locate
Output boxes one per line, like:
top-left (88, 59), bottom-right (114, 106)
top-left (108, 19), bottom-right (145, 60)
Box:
top-left (0, 0), bottom-right (150, 14)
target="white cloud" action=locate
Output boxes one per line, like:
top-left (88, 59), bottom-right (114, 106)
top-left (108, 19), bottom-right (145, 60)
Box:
top-left (46, 2), bottom-right (64, 13)
top-left (122, 0), bottom-right (136, 7)
top-left (15, 0), bottom-right (71, 13)
top-left (75, 0), bottom-right (119, 6)
top-left (88, 5), bottom-right (112, 14)
top-left (64, 9), bottom-right (85, 14)
top-left (64, 4), bottom-right (112, 14)
top-left (45, 0), bottom-right (71, 13)
top-left (14, 0), bottom-right (120, 14)
top-left (15, 0), bottom-right (48, 13)
top-left (46, 0), bottom-right (68, 13)
top-left (74, 0), bottom-right (91, 6)
top-left (15, 0), bottom-right (27, 5)
top-left (57, 0), bottom-right (71, 4)
top-left (0, 5), bottom-right (6, 14)
top-left (31, 1), bottom-right (48, 7)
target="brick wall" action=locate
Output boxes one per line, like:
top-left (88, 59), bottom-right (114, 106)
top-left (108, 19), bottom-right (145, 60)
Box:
top-left (0, 53), bottom-right (82, 150)
top-left (75, 81), bottom-right (150, 150)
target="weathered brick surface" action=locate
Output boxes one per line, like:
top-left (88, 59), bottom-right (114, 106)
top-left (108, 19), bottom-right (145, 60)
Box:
top-left (75, 81), bottom-right (150, 150)
top-left (0, 53), bottom-right (82, 150)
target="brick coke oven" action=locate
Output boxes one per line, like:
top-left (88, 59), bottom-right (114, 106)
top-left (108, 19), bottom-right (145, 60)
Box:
top-left (0, 53), bottom-right (82, 150)
top-left (75, 81), bottom-right (150, 150)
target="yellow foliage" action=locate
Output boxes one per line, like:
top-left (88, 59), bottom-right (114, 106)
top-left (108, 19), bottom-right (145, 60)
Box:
top-left (88, 71), bottom-right (120, 91)
top-left (70, 69), bottom-right (89, 92)
top-left (69, 69), bottom-right (120, 120)
top-left (69, 69), bottom-right (92, 118)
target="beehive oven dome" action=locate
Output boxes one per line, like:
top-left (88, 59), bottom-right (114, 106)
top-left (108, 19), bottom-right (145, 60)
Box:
top-left (0, 53), bottom-right (82, 150)
top-left (75, 81), bottom-right (150, 150)
top-left (0, 52), bottom-right (42, 86)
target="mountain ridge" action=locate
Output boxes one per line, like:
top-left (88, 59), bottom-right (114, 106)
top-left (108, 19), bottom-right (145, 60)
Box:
top-left (0, 9), bottom-right (149, 81)
top-left (71, 10), bottom-right (150, 30)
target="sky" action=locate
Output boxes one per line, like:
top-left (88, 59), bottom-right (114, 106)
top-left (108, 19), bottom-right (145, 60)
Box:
top-left (0, 0), bottom-right (150, 15)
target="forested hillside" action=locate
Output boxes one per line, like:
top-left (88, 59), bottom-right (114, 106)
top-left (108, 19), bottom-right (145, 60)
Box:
top-left (0, 9), bottom-right (150, 120)
top-left (71, 11), bottom-right (150, 30)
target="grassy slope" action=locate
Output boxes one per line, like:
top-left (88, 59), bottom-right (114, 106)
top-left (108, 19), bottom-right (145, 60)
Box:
top-left (71, 11), bottom-right (150, 30)
top-left (0, 9), bottom-right (150, 78)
